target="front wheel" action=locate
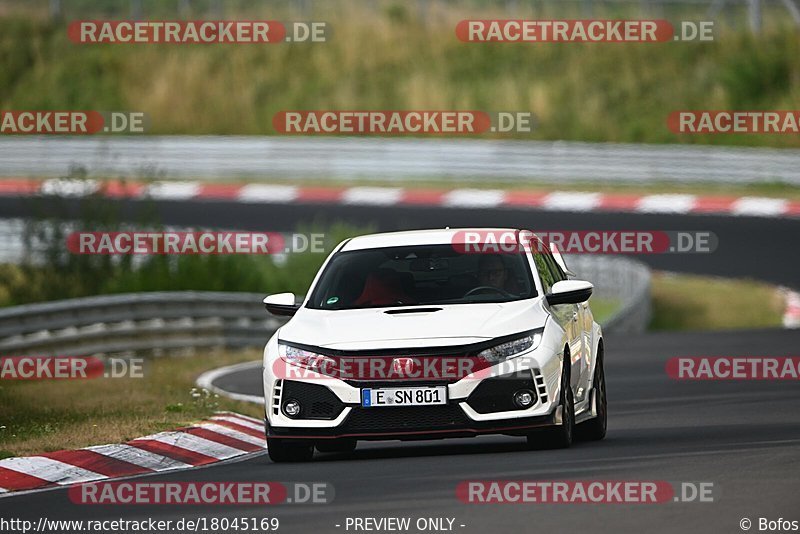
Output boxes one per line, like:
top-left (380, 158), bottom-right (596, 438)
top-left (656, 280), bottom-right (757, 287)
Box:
top-left (528, 354), bottom-right (574, 450)
top-left (267, 437), bottom-right (314, 463)
top-left (577, 349), bottom-right (607, 441)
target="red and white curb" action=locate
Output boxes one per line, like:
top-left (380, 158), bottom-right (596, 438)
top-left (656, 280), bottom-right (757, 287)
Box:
top-left (783, 289), bottom-right (800, 329)
top-left (1, 178), bottom-right (799, 219)
top-left (0, 412), bottom-right (264, 496)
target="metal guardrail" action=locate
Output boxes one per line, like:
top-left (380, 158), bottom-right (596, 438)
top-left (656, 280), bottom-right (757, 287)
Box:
top-left (0, 257), bottom-right (651, 357)
top-left (1, 136), bottom-right (799, 185)
top-left (0, 292), bottom-right (283, 357)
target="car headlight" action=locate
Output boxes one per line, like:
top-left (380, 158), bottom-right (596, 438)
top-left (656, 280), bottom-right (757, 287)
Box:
top-left (477, 332), bottom-right (542, 364)
top-left (278, 343), bottom-right (337, 374)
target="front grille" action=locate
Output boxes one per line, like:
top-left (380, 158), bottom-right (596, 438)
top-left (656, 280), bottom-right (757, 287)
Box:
top-left (467, 371), bottom-right (537, 414)
top-left (343, 404), bottom-right (470, 433)
top-left (281, 380), bottom-right (345, 420)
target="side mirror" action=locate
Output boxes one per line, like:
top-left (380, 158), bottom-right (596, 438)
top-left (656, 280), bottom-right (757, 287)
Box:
top-left (263, 292), bottom-right (300, 317)
top-left (546, 280), bottom-right (593, 306)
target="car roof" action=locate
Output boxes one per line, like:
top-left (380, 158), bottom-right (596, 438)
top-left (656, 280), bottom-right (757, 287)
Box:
top-left (340, 228), bottom-right (527, 251)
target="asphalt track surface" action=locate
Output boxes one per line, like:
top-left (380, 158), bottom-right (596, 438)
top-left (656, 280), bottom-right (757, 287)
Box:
top-left (1, 197), bottom-right (799, 533)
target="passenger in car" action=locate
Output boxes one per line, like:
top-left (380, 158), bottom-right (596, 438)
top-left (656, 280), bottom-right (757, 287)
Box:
top-left (353, 268), bottom-right (417, 306)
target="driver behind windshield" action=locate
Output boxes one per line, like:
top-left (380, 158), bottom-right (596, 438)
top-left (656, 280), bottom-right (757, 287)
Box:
top-left (477, 255), bottom-right (521, 294)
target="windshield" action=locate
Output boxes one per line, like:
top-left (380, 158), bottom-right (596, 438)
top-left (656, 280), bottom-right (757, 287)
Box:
top-left (307, 244), bottom-right (537, 310)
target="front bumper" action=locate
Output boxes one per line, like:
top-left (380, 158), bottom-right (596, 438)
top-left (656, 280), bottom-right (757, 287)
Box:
top-left (265, 406), bottom-right (558, 441)
top-left (263, 331), bottom-right (565, 441)
top-left (265, 368), bottom-right (560, 441)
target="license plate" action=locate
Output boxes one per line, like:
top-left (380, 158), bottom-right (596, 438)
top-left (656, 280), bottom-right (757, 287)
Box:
top-left (361, 386), bottom-right (447, 407)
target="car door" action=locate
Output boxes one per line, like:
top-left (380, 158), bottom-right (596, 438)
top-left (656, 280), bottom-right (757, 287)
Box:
top-left (531, 250), bottom-right (582, 392)
top-left (544, 250), bottom-right (592, 402)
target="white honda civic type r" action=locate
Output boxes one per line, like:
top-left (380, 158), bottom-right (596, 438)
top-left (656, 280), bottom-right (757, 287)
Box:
top-left (262, 228), bottom-right (606, 462)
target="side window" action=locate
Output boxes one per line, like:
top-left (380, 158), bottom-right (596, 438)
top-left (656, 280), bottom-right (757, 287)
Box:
top-left (543, 252), bottom-right (567, 283)
top-left (531, 251), bottom-right (555, 294)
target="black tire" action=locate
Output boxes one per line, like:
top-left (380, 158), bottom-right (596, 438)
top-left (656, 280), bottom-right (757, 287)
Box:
top-left (315, 439), bottom-right (357, 454)
top-left (267, 437), bottom-right (314, 463)
top-left (577, 346), bottom-right (607, 441)
top-left (528, 350), bottom-right (574, 450)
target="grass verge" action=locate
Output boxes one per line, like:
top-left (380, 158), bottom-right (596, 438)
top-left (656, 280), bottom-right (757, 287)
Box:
top-left (0, 350), bottom-right (264, 458)
top-left (649, 272), bottom-right (785, 331)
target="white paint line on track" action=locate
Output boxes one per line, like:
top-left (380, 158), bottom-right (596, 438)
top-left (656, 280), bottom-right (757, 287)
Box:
top-left (0, 487), bottom-right (8, 493)
top-left (0, 457), bottom-right (104, 485)
top-left (732, 197), bottom-right (789, 217)
top-left (542, 191), bottom-right (602, 212)
top-left (635, 194), bottom-right (697, 214)
top-left (196, 423), bottom-right (266, 447)
top-left (196, 363), bottom-right (265, 405)
top-left (137, 431), bottom-right (247, 460)
top-left (145, 181), bottom-right (201, 200)
top-left (40, 178), bottom-right (99, 197)
top-left (443, 189), bottom-right (505, 208)
top-left (84, 444), bottom-right (190, 471)
top-left (342, 187), bottom-right (404, 205)
top-left (210, 415), bottom-right (263, 431)
top-left (237, 184), bottom-right (299, 203)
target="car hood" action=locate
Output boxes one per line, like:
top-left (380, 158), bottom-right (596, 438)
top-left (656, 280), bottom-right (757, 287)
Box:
top-left (278, 298), bottom-right (548, 350)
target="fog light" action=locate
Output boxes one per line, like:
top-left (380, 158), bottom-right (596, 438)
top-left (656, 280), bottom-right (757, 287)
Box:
top-left (513, 389), bottom-right (535, 408)
top-left (282, 399), bottom-right (301, 417)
